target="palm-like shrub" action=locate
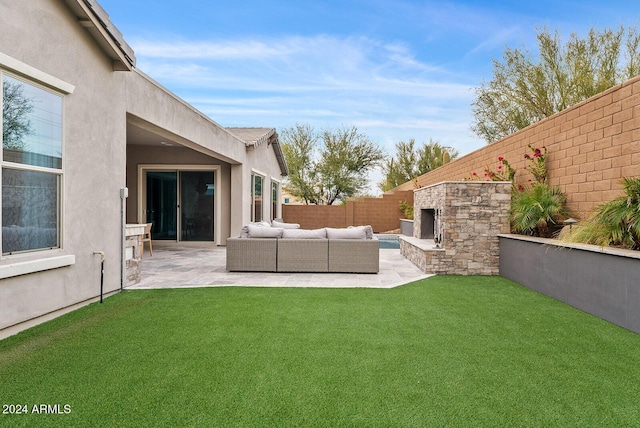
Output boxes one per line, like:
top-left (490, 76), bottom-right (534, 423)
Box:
top-left (510, 183), bottom-right (567, 237)
top-left (561, 177), bottom-right (640, 250)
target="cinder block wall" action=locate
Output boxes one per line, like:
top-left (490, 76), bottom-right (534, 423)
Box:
top-left (283, 191), bottom-right (413, 232)
top-left (391, 75), bottom-right (640, 218)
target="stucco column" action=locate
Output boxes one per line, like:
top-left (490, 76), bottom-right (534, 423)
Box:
top-left (229, 164), bottom-right (246, 242)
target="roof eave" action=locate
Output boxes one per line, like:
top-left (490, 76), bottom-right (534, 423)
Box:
top-left (270, 133), bottom-right (289, 177)
top-left (65, 0), bottom-right (136, 71)
top-left (226, 128), bottom-right (289, 176)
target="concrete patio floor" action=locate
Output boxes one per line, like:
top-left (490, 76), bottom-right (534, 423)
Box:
top-left (129, 243), bottom-right (431, 289)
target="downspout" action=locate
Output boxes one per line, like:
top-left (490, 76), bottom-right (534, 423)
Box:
top-left (93, 251), bottom-right (105, 303)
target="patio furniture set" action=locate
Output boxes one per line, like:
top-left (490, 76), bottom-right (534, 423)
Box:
top-left (226, 221), bottom-right (379, 273)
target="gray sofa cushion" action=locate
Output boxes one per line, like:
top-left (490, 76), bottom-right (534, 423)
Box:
top-left (272, 220), bottom-right (300, 229)
top-left (240, 221), bottom-right (272, 237)
top-left (282, 228), bottom-right (327, 239)
top-left (248, 225), bottom-right (284, 238)
top-left (326, 227), bottom-right (366, 239)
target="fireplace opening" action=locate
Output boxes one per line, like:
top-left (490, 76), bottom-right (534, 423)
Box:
top-left (420, 209), bottom-right (435, 239)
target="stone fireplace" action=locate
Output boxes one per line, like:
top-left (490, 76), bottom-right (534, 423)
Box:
top-left (419, 208), bottom-right (435, 240)
top-left (400, 181), bottom-right (511, 275)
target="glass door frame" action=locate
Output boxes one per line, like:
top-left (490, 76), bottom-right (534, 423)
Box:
top-left (137, 164), bottom-right (221, 245)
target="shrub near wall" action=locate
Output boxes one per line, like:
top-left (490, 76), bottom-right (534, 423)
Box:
top-left (391, 75), bottom-right (640, 219)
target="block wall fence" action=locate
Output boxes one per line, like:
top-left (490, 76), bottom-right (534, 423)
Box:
top-left (283, 75), bottom-right (640, 229)
top-left (392, 75), bottom-right (640, 219)
top-left (283, 191), bottom-right (413, 232)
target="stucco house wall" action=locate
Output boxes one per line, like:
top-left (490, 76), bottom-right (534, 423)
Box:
top-left (0, 0), bottom-right (286, 339)
top-left (0, 0), bottom-right (128, 338)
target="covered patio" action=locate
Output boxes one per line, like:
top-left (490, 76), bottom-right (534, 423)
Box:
top-left (129, 244), bottom-right (430, 289)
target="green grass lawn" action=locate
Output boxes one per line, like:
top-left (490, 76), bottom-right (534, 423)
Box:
top-left (2, 276), bottom-right (640, 427)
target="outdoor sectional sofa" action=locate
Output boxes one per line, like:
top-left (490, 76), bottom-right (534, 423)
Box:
top-left (226, 222), bottom-right (379, 273)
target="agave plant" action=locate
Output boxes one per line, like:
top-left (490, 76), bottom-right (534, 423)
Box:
top-left (562, 177), bottom-right (640, 249)
top-left (510, 183), bottom-right (567, 236)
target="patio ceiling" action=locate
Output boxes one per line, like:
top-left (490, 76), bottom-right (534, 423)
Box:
top-left (126, 116), bottom-right (239, 165)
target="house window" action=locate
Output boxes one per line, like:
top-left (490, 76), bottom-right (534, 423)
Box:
top-left (1, 74), bottom-right (63, 255)
top-left (271, 180), bottom-right (279, 221)
top-left (251, 173), bottom-right (263, 222)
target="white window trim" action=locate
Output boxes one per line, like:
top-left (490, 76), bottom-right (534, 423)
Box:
top-left (0, 58), bottom-right (72, 277)
top-left (0, 255), bottom-right (75, 280)
top-left (251, 171), bottom-right (266, 223)
top-left (270, 177), bottom-right (281, 220)
top-left (0, 52), bottom-right (74, 94)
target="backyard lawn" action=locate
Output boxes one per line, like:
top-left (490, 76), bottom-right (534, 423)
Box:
top-left (2, 276), bottom-right (640, 427)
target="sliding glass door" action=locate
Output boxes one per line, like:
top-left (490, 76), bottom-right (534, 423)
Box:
top-left (179, 171), bottom-right (214, 241)
top-left (146, 171), bottom-right (177, 240)
top-left (145, 170), bottom-right (215, 242)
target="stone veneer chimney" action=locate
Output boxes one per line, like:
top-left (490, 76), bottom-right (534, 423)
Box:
top-left (401, 181), bottom-right (511, 275)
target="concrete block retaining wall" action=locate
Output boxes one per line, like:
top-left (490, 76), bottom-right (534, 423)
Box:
top-left (499, 234), bottom-right (640, 334)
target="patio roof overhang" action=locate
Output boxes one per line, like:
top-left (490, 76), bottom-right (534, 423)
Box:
top-left (126, 115), bottom-right (241, 166)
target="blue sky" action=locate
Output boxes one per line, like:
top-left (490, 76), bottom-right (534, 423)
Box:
top-left (99, 0), bottom-right (640, 192)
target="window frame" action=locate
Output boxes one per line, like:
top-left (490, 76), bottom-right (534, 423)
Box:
top-left (1, 72), bottom-right (65, 256)
top-left (0, 54), bottom-right (72, 268)
top-left (270, 179), bottom-right (280, 221)
top-left (251, 172), bottom-right (265, 223)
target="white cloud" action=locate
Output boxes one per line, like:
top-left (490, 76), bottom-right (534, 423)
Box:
top-left (130, 33), bottom-right (486, 161)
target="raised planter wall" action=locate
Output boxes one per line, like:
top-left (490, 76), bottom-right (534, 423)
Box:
top-left (499, 234), bottom-right (640, 334)
top-left (400, 219), bottom-right (414, 236)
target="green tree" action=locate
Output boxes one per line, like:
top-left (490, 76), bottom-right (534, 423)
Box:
top-left (472, 26), bottom-right (640, 143)
top-left (281, 124), bottom-right (384, 205)
top-left (280, 124), bottom-right (322, 204)
top-left (379, 139), bottom-right (458, 192)
top-left (2, 79), bottom-right (33, 150)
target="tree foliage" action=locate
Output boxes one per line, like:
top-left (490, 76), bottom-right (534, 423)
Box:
top-left (472, 26), bottom-right (640, 143)
top-left (281, 124), bottom-right (384, 205)
top-left (510, 183), bottom-right (567, 237)
top-left (560, 177), bottom-right (640, 250)
top-left (2, 79), bottom-right (33, 150)
top-left (378, 139), bottom-right (458, 192)
top-left (281, 124), bottom-right (320, 204)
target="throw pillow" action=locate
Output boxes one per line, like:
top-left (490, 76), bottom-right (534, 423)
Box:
top-left (348, 225), bottom-right (374, 239)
